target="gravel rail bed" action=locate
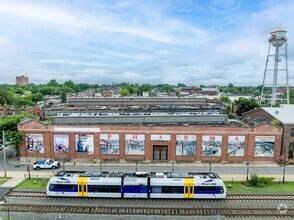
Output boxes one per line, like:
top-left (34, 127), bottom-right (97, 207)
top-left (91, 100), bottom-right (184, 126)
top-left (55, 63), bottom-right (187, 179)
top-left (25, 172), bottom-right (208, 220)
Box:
top-left (0, 204), bottom-right (293, 218)
top-left (6, 190), bottom-right (294, 201)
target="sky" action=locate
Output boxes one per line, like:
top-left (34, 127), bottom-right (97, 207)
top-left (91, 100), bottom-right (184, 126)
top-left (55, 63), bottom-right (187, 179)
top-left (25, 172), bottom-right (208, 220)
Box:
top-left (0, 0), bottom-right (294, 86)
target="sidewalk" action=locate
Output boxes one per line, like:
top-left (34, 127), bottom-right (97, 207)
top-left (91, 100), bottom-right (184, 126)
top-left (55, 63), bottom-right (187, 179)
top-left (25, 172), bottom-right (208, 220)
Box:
top-left (9, 156), bottom-right (294, 167)
top-left (1, 156), bottom-right (294, 188)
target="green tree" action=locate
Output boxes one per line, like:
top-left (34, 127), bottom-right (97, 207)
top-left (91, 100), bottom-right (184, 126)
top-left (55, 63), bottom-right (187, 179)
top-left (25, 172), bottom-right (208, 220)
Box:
top-left (177, 83), bottom-right (186, 87)
top-left (64, 80), bottom-right (80, 92)
top-left (220, 96), bottom-right (230, 102)
top-left (120, 88), bottom-right (130, 96)
top-left (60, 85), bottom-right (76, 103)
top-left (29, 93), bottom-right (44, 103)
top-left (39, 86), bottom-right (59, 96)
top-left (13, 96), bottom-right (34, 108)
top-left (0, 113), bottom-right (34, 155)
top-left (78, 83), bottom-right (91, 91)
top-left (235, 97), bottom-right (259, 116)
top-left (15, 87), bottom-right (25, 95)
top-left (47, 79), bottom-right (59, 87)
top-left (0, 88), bottom-right (14, 105)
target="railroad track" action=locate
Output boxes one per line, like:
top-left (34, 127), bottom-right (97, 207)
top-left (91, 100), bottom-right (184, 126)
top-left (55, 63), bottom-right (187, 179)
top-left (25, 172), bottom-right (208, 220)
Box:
top-left (0, 204), bottom-right (292, 217)
top-left (5, 190), bottom-right (294, 201)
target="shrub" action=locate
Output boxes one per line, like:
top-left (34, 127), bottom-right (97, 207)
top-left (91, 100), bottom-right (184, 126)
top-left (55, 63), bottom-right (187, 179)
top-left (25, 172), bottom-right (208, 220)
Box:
top-left (271, 119), bottom-right (280, 126)
top-left (248, 174), bottom-right (275, 187)
top-left (249, 174), bottom-right (259, 186)
top-left (259, 177), bottom-right (275, 185)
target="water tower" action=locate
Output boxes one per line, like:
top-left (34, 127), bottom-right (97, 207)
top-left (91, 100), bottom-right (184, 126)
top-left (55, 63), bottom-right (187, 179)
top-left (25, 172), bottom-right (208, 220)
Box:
top-left (260, 27), bottom-right (289, 106)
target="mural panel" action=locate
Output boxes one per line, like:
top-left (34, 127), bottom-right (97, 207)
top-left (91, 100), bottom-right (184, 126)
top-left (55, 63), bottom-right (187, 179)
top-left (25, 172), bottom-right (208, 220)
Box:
top-left (26, 134), bottom-right (44, 153)
top-left (125, 134), bottom-right (145, 155)
top-left (254, 136), bottom-right (275, 157)
top-left (228, 136), bottom-right (245, 157)
top-left (176, 135), bottom-right (196, 156)
top-left (100, 134), bottom-right (119, 155)
top-left (75, 134), bottom-right (94, 154)
top-left (54, 134), bottom-right (69, 153)
top-left (202, 135), bottom-right (222, 156)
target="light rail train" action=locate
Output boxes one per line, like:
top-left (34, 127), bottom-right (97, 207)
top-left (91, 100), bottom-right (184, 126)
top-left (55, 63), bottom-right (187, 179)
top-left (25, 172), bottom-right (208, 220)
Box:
top-left (46, 171), bottom-right (227, 199)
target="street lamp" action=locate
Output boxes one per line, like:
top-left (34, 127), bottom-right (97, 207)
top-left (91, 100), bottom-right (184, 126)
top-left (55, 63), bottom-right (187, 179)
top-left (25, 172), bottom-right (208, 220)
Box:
top-left (282, 164), bottom-right (286, 183)
top-left (27, 159), bottom-right (31, 179)
top-left (2, 131), bottom-right (7, 178)
top-left (246, 162), bottom-right (250, 181)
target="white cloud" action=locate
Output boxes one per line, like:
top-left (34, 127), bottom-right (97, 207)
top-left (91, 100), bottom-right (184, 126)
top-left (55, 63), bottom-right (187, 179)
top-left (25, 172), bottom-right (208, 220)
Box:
top-left (0, 37), bottom-right (9, 47)
top-left (0, 1), bottom-right (83, 27)
top-left (39, 59), bottom-right (118, 67)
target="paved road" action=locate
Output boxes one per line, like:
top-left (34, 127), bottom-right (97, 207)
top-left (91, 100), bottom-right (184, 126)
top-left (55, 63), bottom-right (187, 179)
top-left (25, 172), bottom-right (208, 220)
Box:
top-left (1, 148), bottom-right (294, 181)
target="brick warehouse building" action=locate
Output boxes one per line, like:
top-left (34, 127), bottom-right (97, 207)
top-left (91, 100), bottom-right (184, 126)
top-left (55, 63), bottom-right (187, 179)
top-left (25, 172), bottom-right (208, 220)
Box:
top-left (18, 118), bottom-right (282, 164)
top-left (243, 104), bottom-right (294, 164)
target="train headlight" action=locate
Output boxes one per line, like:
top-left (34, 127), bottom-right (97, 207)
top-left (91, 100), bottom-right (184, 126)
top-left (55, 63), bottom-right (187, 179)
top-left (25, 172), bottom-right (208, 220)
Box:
top-left (219, 186), bottom-right (224, 193)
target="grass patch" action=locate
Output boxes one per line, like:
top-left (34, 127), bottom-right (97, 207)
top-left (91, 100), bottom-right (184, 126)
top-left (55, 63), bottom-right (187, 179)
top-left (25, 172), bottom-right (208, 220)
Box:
top-left (225, 181), bottom-right (294, 193)
top-left (15, 178), bottom-right (49, 190)
top-left (0, 177), bottom-right (12, 185)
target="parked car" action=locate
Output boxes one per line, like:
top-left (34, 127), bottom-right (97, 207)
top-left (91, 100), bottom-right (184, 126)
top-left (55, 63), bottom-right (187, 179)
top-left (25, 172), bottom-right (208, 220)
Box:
top-left (33, 159), bottom-right (60, 170)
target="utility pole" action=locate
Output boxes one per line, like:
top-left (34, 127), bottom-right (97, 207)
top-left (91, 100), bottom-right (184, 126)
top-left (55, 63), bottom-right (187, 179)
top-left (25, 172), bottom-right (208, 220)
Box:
top-left (3, 131), bottom-right (7, 178)
top-left (246, 162), bottom-right (250, 181)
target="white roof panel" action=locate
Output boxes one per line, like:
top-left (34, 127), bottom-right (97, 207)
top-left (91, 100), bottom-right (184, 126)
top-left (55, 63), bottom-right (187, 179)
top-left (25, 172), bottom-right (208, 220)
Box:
top-left (261, 104), bottom-right (294, 125)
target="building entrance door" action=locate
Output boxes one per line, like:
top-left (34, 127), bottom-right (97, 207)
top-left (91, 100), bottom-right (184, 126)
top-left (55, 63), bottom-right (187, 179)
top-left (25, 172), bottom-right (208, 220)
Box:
top-left (153, 146), bottom-right (168, 160)
top-left (289, 142), bottom-right (294, 159)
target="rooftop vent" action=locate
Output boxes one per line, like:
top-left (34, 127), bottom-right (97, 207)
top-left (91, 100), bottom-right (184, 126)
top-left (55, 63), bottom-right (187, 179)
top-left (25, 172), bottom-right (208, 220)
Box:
top-left (274, 110), bottom-right (279, 115)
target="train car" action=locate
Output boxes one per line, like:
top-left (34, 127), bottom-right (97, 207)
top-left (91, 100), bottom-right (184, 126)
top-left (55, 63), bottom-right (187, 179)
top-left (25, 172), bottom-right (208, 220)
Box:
top-left (46, 171), bottom-right (226, 199)
top-left (149, 172), bottom-right (226, 199)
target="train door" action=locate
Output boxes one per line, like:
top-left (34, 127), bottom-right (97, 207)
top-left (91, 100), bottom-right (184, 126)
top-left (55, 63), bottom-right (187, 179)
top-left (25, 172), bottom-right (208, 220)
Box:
top-left (184, 179), bottom-right (194, 199)
top-left (78, 177), bottom-right (88, 197)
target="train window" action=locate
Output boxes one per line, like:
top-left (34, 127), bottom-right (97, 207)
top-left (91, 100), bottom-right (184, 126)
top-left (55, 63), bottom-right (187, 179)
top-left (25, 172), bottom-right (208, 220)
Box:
top-left (185, 186), bottom-right (188, 194)
top-left (207, 187), bottom-right (216, 192)
top-left (79, 185), bottom-right (82, 192)
top-left (109, 185), bottom-right (119, 193)
top-left (152, 186), bottom-right (161, 193)
top-left (196, 186), bottom-right (206, 192)
top-left (66, 185), bottom-right (75, 190)
top-left (89, 185), bottom-right (99, 192)
top-left (57, 184), bottom-right (66, 190)
top-left (190, 186), bottom-right (193, 194)
top-left (162, 186), bottom-right (172, 194)
top-left (49, 184), bottom-right (54, 191)
top-left (140, 185), bottom-right (147, 193)
top-left (84, 185), bottom-right (87, 192)
top-left (172, 186), bottom-right (181, 194)
top-left (100, 185), bottom-right (108, 192)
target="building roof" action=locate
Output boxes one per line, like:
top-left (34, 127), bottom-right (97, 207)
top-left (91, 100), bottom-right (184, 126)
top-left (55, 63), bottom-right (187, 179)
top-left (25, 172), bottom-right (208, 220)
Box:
top-left (261, 104), bottom-right (294, 125)
top-left (202, 88), bottom-right (219, 92)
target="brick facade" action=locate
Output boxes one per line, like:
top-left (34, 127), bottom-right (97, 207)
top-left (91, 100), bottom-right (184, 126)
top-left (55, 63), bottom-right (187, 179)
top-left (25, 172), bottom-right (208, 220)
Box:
top-left (244, 108), bottom-right (294, 163)
top-left (18, 120), bottom-right (282, 164)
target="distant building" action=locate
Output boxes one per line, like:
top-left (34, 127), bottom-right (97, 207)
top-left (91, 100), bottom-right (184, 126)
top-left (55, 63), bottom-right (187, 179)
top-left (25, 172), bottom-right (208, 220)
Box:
top-left (243, 104), bottom-right (294, 164)
top-left (179, 87), bottom-right (201, 96)
top-left (179, 87), bottom-right (219, 96)
top-left (202, 88), bottom-right (219, 96)
top-left (16, 75), bottom-right (29, 85)
top-left (77, 89), bottom-right (95, 97)
top-left (103, 91), bottom-right (113, 97)
top-left (142, 91), bottom-right (149, 97)
top-left (168, 92), bottom-right (177, 97)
